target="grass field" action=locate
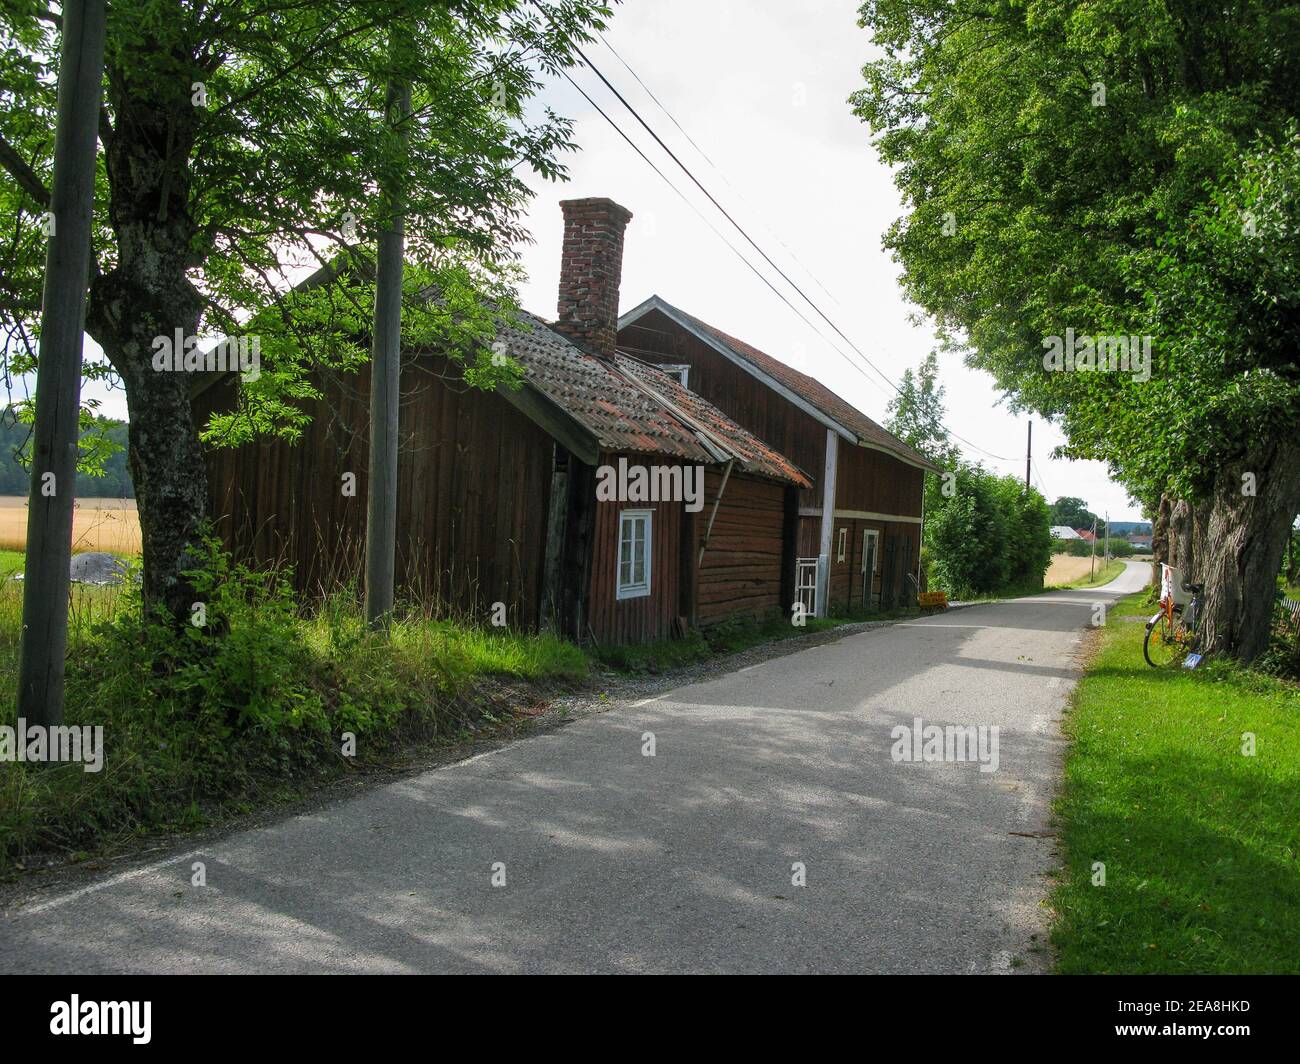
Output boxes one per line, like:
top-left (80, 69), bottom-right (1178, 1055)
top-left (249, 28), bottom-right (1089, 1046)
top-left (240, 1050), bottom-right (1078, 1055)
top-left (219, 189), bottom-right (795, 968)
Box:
top-left (0, 495), bottom-right (141, 555)
top-left (1050, 592), bottom-right (1300, 973)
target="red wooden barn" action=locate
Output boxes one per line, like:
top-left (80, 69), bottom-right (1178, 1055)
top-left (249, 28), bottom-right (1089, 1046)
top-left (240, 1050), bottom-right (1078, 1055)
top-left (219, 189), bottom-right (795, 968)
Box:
top-left (618, 295), bottom-right (940, 619)
top-left (195, 196), bottom-right (933, 643)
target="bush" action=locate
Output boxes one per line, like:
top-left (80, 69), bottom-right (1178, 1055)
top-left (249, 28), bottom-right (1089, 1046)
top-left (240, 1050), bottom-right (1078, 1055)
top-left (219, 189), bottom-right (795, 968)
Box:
top-left (924, 465), bottom-right (1051, 598)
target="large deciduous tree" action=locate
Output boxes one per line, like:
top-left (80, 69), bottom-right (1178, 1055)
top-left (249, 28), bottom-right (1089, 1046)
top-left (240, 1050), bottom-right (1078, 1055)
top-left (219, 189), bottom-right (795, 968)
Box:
top-left (852, 0), bottom-right (1300, 660)
top-left (0, 0), bottom-right (611, 624)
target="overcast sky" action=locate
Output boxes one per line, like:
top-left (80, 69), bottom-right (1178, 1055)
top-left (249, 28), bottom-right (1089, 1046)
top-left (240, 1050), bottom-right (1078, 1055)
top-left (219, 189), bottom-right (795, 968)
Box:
top-left (77, 0), bottom-right (1144, 522)
top-left (510, 0), bottom-right (1144, 522)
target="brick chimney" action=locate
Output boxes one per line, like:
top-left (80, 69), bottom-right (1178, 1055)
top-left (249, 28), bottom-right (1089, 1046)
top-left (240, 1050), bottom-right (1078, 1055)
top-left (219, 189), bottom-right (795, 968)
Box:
top-left (555, 197), bottom-right (633, 359)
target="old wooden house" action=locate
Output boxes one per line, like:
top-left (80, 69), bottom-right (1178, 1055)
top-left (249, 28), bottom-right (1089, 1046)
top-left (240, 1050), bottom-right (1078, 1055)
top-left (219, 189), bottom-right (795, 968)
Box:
top-left (617, 296), bottom-right (940, 618)
top-left (195, 198), bottom-right (809, 644)
top-left (196, 196), bottom-right (934, 642)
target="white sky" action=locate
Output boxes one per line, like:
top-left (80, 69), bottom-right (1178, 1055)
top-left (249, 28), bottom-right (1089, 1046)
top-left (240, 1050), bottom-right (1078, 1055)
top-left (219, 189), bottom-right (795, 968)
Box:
top-left (80, 0), bottom-right (1144, 522)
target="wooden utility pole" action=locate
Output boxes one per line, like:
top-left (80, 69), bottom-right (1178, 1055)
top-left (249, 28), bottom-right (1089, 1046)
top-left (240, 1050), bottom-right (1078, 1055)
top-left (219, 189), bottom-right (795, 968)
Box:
top-left (364, 70), bottom-right (410, 628)
top-left (17, 0), bottom-right (108, 728)
top-left (1025, 420), bottom-right (1032, 489)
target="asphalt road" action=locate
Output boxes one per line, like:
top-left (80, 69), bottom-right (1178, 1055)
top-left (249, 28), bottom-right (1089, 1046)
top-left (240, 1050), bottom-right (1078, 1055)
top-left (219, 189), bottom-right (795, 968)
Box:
top-left (1, 561), bottom-right (1151, 974)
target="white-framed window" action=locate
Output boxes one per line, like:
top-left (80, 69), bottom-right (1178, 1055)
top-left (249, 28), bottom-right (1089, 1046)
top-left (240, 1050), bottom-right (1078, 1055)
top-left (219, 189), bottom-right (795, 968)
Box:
top-left (660, 363), bottom-right (690, 388)
top-left (617, 509), bottom-right (653, 600)
top-left (836, 526), bottom-right (847, 562)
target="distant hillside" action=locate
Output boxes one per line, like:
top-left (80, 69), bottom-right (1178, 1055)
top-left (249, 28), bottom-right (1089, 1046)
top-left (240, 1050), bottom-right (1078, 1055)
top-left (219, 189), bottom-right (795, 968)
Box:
top-left (0, 408), bottom-right (135, 498)
top-left (1109, 521), bottom-right (1152, 536)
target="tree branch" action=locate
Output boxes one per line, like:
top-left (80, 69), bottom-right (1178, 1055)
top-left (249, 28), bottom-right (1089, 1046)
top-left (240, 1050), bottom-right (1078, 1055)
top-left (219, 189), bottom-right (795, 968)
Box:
top-left (0, 135), bottom-right (50, 208)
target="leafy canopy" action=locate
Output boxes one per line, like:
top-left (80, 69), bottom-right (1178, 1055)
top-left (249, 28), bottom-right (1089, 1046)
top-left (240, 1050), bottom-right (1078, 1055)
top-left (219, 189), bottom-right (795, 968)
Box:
top-left (852, 0), bottom-right (1300, 505)
top-left (0, 0), bottom-right (614, 445)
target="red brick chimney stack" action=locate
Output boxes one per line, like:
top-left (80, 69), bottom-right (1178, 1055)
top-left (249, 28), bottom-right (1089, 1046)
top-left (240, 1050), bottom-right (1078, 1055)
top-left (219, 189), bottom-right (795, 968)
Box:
top-left (555, 197), bottom-right (633, 360)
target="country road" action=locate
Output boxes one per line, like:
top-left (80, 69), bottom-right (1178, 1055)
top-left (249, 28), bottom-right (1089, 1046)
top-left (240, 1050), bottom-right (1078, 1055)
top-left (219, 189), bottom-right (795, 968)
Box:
top-left (1, 562), bottom-right (1151, 974)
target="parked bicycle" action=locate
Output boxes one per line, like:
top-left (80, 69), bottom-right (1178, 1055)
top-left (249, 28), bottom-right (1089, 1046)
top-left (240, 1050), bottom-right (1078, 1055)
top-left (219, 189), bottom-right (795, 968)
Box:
top-left (1144, 563), bottom-right (1203, 667)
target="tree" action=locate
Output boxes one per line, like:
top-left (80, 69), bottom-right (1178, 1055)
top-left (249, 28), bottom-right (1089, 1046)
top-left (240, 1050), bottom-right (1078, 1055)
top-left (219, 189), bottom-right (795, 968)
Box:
top-left (1050, 497), bottom-right (1095, 531)
top-left (0, 0), bottom-right (612, 624)
top-left (925, 463), bottom-right (1051, 598)
top-left (852, 0), bottom-right (1300, 660)
top-left (884, 350), bottom-right (959, 468)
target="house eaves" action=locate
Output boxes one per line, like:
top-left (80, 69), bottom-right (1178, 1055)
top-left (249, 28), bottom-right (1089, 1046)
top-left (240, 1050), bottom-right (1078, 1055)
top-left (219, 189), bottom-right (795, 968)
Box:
top-left (619, 295), bottom-right (943, 475)
top-left (620, 296), bottom-right (858, 444)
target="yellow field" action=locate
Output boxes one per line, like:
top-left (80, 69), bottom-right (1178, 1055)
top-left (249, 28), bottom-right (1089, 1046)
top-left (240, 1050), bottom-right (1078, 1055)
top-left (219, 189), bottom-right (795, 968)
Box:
top-left (1046, 553), bottom-right (1107, 585)
top-left (0, 496), bottom-right (141, 555)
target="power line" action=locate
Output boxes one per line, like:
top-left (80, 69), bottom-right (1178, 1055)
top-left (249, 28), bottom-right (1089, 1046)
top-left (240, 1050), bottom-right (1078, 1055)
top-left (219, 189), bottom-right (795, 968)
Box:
top-left (565, 39), bottom-right (1017, 465)
top-left (556, 68), bottom-right (884, 399)
top-left (597, 34), bottom-right (843, 310)
top-left (1032, 457), bottom-right (1052, 501)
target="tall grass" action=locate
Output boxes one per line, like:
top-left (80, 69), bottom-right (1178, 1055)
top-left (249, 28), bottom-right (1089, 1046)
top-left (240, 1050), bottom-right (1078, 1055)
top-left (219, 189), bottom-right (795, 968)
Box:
top-left (0, 544), bottom-right (585, 869)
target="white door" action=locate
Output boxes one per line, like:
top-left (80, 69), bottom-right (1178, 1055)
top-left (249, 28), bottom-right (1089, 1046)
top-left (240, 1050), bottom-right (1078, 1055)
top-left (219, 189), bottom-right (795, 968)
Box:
top-left (861, 530), bottom-right (879, 609)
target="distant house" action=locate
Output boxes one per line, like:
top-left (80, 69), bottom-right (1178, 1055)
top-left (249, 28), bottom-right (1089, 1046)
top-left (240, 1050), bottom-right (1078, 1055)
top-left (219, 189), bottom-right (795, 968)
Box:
top-left (1128, 534), bottom-right (1153, 549)
top-left (1075, 529), bottom-right (1098, 543)
top-left (1051, 526), bottom-right (1082, 540)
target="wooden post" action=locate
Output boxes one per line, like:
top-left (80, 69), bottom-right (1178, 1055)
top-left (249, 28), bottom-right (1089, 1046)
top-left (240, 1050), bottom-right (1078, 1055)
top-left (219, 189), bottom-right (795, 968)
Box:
top-left (780, 484), bottom-right (798, 619)
top-left (364, 75), bottom-right (410, 628)
top-left (815, 429), bottom-right (839, 618)
top-left (17, 0), bottom-right (108, 728)
top-left (1025, 420), bottom-right (1032, 489)
top-left (539, 446), bottom-right (569, 632)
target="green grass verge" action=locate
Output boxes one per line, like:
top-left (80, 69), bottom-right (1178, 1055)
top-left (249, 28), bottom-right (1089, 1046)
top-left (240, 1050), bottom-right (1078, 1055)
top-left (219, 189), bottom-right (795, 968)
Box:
top-left (1050, 592), bottom-right (1300, 973)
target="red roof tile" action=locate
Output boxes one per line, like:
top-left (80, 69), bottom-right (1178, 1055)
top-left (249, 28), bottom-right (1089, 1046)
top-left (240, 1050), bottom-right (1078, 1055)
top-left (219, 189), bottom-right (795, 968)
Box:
top-left (498, 312), bottom-right (807, 486)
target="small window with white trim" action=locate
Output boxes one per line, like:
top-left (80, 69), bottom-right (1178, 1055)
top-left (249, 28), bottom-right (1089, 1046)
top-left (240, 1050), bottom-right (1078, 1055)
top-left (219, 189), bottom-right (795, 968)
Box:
top-left (660, 364), bottom-right (690, 388)
top-left (837, 527), bottom-right (847, 562)
top-left (617, 509), bottom-right (652, 600)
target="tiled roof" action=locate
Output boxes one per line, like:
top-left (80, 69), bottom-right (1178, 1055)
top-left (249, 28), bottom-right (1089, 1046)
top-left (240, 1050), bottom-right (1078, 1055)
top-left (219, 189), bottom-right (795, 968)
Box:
top-left (615, 355), bottom-right (811, 487)
top-left (623, 297), bottom-right (942, 473)
top-left (498, 311), bottom-right (807, 485)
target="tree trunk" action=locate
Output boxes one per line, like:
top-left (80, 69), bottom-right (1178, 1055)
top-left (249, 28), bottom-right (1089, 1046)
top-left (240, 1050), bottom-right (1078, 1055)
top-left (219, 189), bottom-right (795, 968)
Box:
top-left (1286, 520), bottom-right (1299, 585)
top-left (1169, 498), bottom-right (1194, 575)
top-left (1151, 493), bottom-right (1171, 583)
top-left (1197, 437), bottom-right (1300, 662)
top-left (85, 77), bottom-right (207, 624)
top-left (89, 280), bottom-right (209, 623)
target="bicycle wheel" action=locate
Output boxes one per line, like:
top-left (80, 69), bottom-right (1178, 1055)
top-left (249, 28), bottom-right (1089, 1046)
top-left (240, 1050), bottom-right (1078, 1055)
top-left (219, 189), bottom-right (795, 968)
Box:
top-left (1144, 607), bottom-right (1185, 667)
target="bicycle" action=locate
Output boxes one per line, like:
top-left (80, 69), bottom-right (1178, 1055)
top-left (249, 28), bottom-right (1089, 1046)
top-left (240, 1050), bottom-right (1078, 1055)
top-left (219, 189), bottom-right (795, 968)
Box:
top-left (1143, 563), bottom-right (1203, 667)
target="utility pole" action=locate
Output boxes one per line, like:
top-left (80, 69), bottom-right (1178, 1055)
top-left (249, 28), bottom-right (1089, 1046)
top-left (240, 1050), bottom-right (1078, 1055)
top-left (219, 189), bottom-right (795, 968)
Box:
top-left (1025, 420), bottom-right (1032, 490)
top-left (1104, 511), bottom-right (1110, 563)
top-left (17, 0), bottom-right (108, 728)
top-left (1090, 518), bottom-right (1097, 581)
top-left (364, 70), bottom-right (410, 628)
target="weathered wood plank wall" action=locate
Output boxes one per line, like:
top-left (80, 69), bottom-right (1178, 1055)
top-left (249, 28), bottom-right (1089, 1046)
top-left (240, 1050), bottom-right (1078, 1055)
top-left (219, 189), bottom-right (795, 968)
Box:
top-left (193, 353), bottom-right (554, 627)
top-left (697, 470), bottom-right (787, 624)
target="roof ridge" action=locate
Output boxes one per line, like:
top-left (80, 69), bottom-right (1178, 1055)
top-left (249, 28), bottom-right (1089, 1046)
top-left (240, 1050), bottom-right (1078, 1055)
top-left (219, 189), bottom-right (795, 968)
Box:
top-left (625, 295), bottom-right (941, 473)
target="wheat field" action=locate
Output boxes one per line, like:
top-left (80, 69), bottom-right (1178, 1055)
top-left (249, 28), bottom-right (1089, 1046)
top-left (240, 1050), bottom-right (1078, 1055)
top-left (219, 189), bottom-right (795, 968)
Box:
top-left (0, 496), bottom-right (141, 555)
